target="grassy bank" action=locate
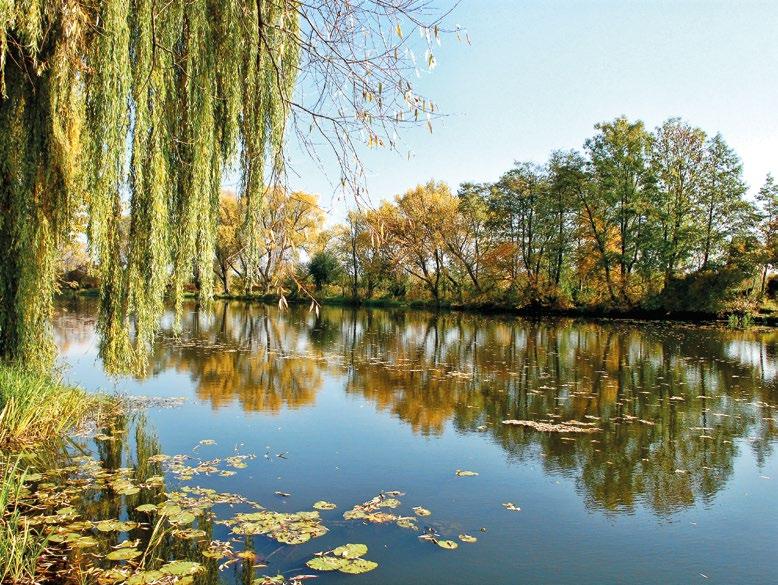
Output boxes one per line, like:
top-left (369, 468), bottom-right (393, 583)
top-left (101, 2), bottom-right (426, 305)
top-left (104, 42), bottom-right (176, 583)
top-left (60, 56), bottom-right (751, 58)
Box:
top-left (0, 365), bottom-right (104, 448)
top-left (0, 365), bottom-right (107, 583)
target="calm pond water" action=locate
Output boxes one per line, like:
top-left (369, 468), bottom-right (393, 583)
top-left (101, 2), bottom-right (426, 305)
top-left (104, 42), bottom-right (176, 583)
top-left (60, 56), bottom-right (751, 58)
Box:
top-left (53, 299), bottom-right (778, 584)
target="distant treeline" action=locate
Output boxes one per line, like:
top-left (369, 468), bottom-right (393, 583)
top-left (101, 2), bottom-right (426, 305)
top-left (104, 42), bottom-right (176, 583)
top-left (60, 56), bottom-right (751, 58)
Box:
top-left (60, 116), bottom-right (778, 317)
top-left (309, 117), bottom-right (777, 315)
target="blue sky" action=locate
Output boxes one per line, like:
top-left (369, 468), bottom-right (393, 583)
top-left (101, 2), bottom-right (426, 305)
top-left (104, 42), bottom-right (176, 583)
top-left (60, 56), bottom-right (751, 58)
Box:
top-left (279, 0), bottom-right (778, 221)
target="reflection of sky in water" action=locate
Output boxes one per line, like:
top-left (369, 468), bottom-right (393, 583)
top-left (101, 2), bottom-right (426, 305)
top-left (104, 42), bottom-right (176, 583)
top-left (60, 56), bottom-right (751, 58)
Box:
top-left (53, 300), bottom-right (778, 585)
top-left (725, 339), bottom-right (777, 381)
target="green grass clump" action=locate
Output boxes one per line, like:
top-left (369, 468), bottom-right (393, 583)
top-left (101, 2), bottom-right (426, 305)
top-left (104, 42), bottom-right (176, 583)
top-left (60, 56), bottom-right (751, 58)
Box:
top-left (0, 364), bottom-right (99, 447)
top-left (0, 457), bottom-right (47, 583)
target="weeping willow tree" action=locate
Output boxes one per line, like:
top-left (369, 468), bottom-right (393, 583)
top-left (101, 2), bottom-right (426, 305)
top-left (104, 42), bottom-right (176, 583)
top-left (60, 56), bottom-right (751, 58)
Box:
top-left (0, 0), bottom-right (450, 372)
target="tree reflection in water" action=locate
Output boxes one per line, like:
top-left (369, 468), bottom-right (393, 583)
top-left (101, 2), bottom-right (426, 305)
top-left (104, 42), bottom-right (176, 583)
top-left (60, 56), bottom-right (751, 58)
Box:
top-left (55, 299), bottom-right (778, 517)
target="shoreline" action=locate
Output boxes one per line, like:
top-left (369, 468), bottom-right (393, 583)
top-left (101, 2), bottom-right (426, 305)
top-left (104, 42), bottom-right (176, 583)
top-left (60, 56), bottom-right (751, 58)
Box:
top-left (59, 288), bottom-right (778, 326)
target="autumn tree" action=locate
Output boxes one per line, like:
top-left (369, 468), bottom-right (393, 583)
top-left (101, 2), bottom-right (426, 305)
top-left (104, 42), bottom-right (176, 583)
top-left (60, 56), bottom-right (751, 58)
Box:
top-left (255, 190), bottom-right (324, 293)
top-left (214, 189), bottom-right (323, 295)
top-left (388, 181), bottom-right (456, 303)
top-left (214, 192), bottom-right (243, 296)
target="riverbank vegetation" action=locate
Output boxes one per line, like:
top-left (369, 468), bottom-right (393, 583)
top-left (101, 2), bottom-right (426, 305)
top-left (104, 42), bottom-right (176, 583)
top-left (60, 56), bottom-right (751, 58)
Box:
top-left (163, 117), bottom-right (773, 320)
top-left (314, 118), bottom-right (776, 318)
top-left (0, 365), bottom-right (108, 582)
top-left (61, 117), bottom-right (777, 322)
top-left (0, 365), bottom-right (103, 449)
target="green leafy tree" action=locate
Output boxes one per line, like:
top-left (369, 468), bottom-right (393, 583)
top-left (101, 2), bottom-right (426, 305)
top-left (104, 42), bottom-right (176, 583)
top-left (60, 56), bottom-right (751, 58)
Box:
top-left (699, 133), bottom-right (751, 269)
top-left (582, 117), bottom-right (655, 304)
top-left (308, 251), bottom-right (342, 291)
top-left (756, 174), bottom-right (778, 296)
top-left (488, 162), bottom-right (558, 300)
top-left (650, 118), bottom-right (707, 284)
top-left (453, 183), bottom-right (495, 295)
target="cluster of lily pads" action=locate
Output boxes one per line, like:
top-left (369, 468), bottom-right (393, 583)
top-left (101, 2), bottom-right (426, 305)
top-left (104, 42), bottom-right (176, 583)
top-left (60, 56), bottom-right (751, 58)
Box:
top-left (147, 451), bottom-right (253, 481)
top-left (342, 490), bottom-right (419, 529)
top-left (6, 422), bottom-right (485, 585)
top-left (9, 455), bottom-right (211, 584)
top-left (306, 543), bottom-right (378, 574)
top-left (339, 490), bottom-right (478, 550)
top-left (220, 508), bottom-right (328, 545)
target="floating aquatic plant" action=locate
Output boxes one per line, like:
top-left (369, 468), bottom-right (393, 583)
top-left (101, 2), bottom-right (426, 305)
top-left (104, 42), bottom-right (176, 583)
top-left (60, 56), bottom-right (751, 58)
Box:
top-left (306, 544), bottom-right (377, 574)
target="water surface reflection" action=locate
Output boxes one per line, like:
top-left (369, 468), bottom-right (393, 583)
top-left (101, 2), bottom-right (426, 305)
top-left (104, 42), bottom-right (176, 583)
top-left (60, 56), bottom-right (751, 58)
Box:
top-left (55, 299), bottom-right (777, 520)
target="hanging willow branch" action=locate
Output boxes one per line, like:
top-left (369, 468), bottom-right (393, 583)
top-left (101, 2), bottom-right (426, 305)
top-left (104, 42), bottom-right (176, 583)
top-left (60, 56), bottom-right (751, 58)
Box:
top-left (0, 0), bottom-right (457, 373)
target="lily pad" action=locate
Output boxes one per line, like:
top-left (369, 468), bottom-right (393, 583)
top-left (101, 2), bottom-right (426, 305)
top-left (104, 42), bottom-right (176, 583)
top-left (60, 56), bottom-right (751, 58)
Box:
top-left (306, 556), bottom-right (347, 571)
top-left (437, 539), bottom-right (458, 550)
top-left (96, 519), bottom-right (138, 532)
top-left (270, 530), bottom-right (311, 545)
top-left (312, 501), bottom-right (337, 510)
top-left (159, 561), bottom-right (203, 576)
top-left (168, 511), bottom-right (196, 525)
top-left (158, 504), bottom-right (182, 516)
top-left (412, 506), bottom-right (431, 517)
top-left (70, 536), bottom-right (98, 549)
top-left (459, 534), bottom-right (477, 543)
top-left (174, 528), bottom-right (206, 540)
top-left (135, 504), bottom-right (157, 513)
top-left (396, 517), bottom-right (418, 530)
top-left (332, 543), bottom-right (368, 559)
top-left (339, 559), bottom-right (378, 574)
top-left (105, 547), bottom-right (142, 561)
top-left (126, 570), bottom-right (164, 585)
top-left (455, 470), bottom-right (479, 477)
